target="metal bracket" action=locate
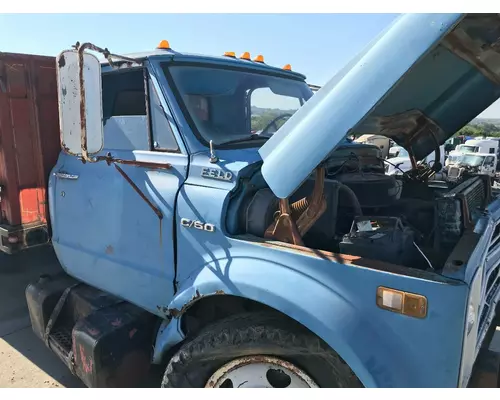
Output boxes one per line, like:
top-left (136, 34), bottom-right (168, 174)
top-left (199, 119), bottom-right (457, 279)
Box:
top-left (43, 283), bottom-right (81, 347)
top-left (264, 167), bottom-right (326, 245)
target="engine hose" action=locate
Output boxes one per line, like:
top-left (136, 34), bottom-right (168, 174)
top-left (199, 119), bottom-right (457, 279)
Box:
top-left (339, 183), bottom-right (363, 217)
top-left (290, 182), bottom-right (362, 235)
top-left (330, 182), bottom-right (362, 236)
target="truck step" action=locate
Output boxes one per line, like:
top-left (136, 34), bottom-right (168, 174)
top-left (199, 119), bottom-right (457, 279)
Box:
top-left (47, 325), bottom-right (74, 371)
top-left (49, 326), bottom-right (73, 354)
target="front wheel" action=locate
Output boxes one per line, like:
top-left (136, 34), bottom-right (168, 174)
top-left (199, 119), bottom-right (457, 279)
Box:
top-left (161, 312), bottom-right (362, 388)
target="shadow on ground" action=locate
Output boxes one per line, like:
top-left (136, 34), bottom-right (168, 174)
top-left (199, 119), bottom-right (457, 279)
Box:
top-left (0, 246), bottom-right (163, 388)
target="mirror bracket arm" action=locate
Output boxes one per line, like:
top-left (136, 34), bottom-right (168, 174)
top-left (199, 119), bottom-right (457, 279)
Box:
top-left (74, 42), bottom-right (142, 163)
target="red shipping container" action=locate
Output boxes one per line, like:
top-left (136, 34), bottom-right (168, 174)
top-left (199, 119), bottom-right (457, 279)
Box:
top-left (0, 52), bottom-right (60, 253)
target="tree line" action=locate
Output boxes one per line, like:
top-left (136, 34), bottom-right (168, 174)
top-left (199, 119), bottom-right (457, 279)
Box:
top-left (456, 122), bottom-right (500, 138)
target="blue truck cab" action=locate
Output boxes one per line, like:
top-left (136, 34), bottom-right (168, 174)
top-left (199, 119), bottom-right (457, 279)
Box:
top-left (25, 13), bottom-right (500, 388)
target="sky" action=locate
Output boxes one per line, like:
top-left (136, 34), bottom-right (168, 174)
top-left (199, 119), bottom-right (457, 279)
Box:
top-left (1, 13), bottom-right (499, 118)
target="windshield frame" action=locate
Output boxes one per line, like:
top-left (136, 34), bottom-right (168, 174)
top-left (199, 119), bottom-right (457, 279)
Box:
top-left (161, 61), bottom-right (313, 150)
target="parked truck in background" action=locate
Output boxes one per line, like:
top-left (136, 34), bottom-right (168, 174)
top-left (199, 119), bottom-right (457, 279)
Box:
top-left (0, 53), bottom-right (61, 254)
top-left (354, 134), bottom-right (391, 158)
top-left (445, 152), bottom-right (498, 184)
top-left (2, 13), bottom-right (500, 388)
top-left (448, 138), bottom-right (500, 168)
top-left (445, 136), bottom-right (467, 154)
top-left (384, 145), bottom-right (445, 176)
top-left (457, 138), bottom-right (499, 157)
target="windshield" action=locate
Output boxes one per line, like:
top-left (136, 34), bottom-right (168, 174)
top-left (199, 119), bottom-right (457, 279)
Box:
top-left (164, 64), bottom-right (312, 146)
top-left (388, 147), bottom-right (408, 158)
top-left (460, 145), bottom-right (479, 153)
top-left (460, 154), bottom-right (485, 166)
top-left (396, 148), bottom-right (409, 158)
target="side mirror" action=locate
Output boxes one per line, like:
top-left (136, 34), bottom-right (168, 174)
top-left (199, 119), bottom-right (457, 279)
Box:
top-left (57, 49), bottom-right (104, 159)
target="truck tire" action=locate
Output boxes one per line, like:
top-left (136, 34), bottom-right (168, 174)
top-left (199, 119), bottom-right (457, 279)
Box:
top-left (161, 312), bottom-right (362, 388)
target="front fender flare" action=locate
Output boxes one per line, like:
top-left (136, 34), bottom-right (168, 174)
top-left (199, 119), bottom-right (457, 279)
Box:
top-left (152, 260), bottom-right (420, 388)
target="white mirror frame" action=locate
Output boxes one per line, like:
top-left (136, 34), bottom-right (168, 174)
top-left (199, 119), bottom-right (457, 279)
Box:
top-left (56, 49), bottom-right (104, 160)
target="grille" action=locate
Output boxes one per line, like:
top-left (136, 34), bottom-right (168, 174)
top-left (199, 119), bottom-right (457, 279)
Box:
top-left (478, 267), bottom-right (500, 338)
top-left (443, 176), bottom-right (488, 219)
top-left (435, 176), bottom-right (489, 249)
top-left (465, 181), bottom-right (486, 213)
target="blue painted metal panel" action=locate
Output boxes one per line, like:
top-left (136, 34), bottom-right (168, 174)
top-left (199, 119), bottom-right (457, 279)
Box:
top-left (187, 149), bottom-right (261, 190)
top-left (258, 13), bottom-right (463, 199)
top-left (167, 182), bottom-right (468, 387)
top-left (50, 149), bottom-right (187, 315)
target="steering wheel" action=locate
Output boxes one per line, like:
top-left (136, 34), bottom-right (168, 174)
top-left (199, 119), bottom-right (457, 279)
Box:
top-left (260, 113), bottom-right (293, 135)
top-left (404, 145), bottom-right (442, 182)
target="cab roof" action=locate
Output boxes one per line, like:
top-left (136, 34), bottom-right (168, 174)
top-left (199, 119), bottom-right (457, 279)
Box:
top-left (99, 48), bottom-right (307, 80)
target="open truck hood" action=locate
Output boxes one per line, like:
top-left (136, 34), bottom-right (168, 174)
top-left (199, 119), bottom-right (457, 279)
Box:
top-left (259, 13), bottom-right (500, 198)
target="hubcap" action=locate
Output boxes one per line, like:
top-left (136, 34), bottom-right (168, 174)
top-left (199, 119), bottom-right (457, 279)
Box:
top-left (205, 355), bottom-right (318, 388)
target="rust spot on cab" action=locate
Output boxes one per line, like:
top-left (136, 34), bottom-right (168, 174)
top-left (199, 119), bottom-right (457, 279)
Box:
top-left (58, 54), bottom-right (66, 68)
top-left (163, 289), bottom-right (226, 319)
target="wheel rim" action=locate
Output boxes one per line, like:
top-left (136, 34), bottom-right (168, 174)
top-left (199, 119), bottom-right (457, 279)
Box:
top-left (205, 355), bottom-right (318, 388)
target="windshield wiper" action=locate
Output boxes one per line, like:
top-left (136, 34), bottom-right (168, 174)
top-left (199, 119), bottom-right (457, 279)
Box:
top-left (217, 134), bottom-right (271, 146)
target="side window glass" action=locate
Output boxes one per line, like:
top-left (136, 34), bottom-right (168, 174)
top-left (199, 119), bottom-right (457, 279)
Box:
top-left (101, 69), bottom-right (149, 151)
top-left (148, 78), bottom-right (179, 152)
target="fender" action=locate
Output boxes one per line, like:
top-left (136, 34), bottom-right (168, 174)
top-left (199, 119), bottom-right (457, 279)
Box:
top-left (152, 259), bottom-right (423, 388)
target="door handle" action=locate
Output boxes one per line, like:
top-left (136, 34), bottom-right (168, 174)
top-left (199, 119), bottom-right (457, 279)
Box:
top-left (54, 172), bottom-right (79, 180)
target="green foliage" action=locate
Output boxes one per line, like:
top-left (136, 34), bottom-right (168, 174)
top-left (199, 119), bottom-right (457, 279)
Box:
top-left (251, 109), bottom-right (289, 132)
top-left (457, 121), bottom-right (500, 137)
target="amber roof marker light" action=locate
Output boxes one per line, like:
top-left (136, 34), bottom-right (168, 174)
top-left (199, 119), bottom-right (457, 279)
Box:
top-left (240, 52), bottom-right (251, 60)
top-left (254, 55), bottom-right (265, 63)
top-left (224, 51), bottom-right (236, 58)
top-left (157, 40), bottom-right (171, 50)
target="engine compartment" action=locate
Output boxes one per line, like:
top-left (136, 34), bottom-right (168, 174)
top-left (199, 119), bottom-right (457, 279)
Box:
top-left (231, 142), bottom-right (492, 273)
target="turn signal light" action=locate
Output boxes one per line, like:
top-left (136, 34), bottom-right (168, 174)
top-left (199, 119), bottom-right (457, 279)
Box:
top-left (376, 287), bottom-right (427, 319)
top-left (157, 40), bottom-right (171, 50)
top-left (224, 51), bottom-right (236, 58)
top-left (283, 64), bottom-right (292, 71)
top-left (254, 55), bottom-right (265, 63)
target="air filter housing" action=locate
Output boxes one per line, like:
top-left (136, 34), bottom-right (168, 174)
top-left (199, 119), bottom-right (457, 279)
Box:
top-left (336, 173), bottom-right (402, 208)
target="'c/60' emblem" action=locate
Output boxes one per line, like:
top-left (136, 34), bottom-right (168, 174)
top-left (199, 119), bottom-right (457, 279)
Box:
top-left (180, 218), bottom-right (215, 232)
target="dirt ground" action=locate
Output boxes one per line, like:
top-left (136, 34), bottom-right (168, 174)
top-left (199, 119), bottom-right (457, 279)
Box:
top-left (0, 246), bottom-right (163, 388)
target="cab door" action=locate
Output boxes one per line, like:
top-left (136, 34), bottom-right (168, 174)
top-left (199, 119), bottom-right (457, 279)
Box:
top-left (483, 155), bottom-right (496, 177)
top-left (51, 65), bottom-right (187, 315)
